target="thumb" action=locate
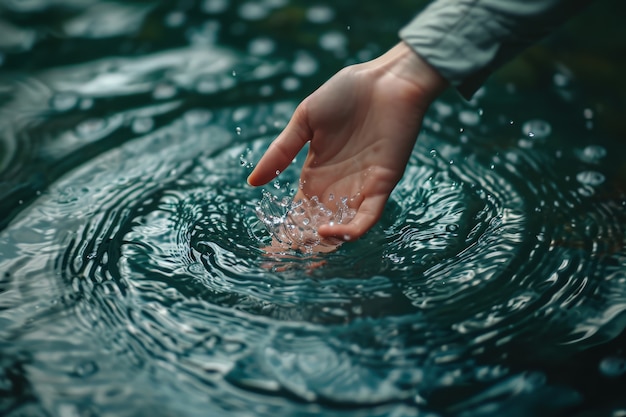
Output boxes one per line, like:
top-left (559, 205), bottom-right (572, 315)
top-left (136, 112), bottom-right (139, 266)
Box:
top-left (247, 104), bottom-right (311, 186)
top-left (317, 194), bottom-right (387, 241)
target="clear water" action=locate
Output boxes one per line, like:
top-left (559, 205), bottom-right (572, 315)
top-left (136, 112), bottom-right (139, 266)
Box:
top-left (1, 1), bottom-right (626, 416)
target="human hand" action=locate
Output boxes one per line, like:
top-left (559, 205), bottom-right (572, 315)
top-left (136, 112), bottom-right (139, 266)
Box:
top-left (248, 42), bottom-right (447, 244)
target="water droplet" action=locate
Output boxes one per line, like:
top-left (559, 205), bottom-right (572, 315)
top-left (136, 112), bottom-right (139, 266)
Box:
top-left (259, 85), bottom-right (273, 97)
top-left (51, 92), bottom-right (78, 112)
top-left (164, 11), bottom-right (186, 27)
top-left (79, 98), bottom-right (94, 110)
top-left (432, 101), bottom-right (453, 117)
top-left (131, 117), bottom-right (154, 134)
top-left (579, 145), bottom-right (607, 163)
top-left (73, 361), bottom-right (98, 378)
top-left (458, 110), bottom-right (480, 126)
top-left (576, 171), bottom-right (605, 186)
top-left (281, 77), bottom-right (300, 91)
top-left (235, 126), bottom-right (242, 135)
top-left (306, 5), bottom-right (334, 23)
top-left (202, 0), bottom-right (229, 14)
top-left (522, 119), bottom-right (551, 139)
top-left (76, 118), bottom-right (107, 138)
top-left (248, 37), bottom-right (275, 56)
top-left (184, 109), bottom-right (212, 126)
top-left (319, 31), bottom-right (347, 52)
top-left (238, 2), bottom-right (269, 20)
top-left (553, 72), bottom-right (570, 87)
top-left (153, 83), bottom-right (177, 100)
top-left (292, 51), bottom-right (319, 76)
top-left (599, 356), bottom-right (626, 378)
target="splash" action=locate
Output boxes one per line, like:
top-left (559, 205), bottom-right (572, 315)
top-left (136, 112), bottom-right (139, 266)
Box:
top-left (254, 190), bottom-right (356, 253)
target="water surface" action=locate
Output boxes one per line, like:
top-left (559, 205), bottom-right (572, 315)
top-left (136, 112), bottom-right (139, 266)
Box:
top-left (1, 1), bottom-right (626, 416)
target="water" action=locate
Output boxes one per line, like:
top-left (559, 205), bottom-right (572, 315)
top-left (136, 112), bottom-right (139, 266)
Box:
top-left (1, 1), bottom-right (626, 416)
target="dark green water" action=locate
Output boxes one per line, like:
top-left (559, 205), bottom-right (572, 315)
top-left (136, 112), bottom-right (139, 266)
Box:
top-left (1, 1), bottom-right (626, 416)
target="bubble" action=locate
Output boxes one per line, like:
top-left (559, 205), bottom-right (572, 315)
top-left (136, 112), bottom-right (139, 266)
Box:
top-left (319, 31), bottom-right (347, 52)
top-left (522, 119), bottom-right (552, 139)
top-left (202, 0), bottom-right (229, 14)
top-left (73, 361), bottom-right (98, 378)
top-left (196, 77), bottom-right (220, 94)
top-left (76, 118), bottom-right (107, 138)
top-left (292, 51), bottom-right (319, 76)
top-left (458, 110), bottom-right (480, 126)
top-left (131, 117), bottom-right (154, 134)
top-left (259, 85), bottom-right (274, 97)
top-left (235, 127), bottom-right (242, 135)
top-left (282, 77), bottom-right (300, 91)
top-left (233, 107), bottom-right (251, 122)
top-left (578, 145), bottom-right (607, 163)
top-left (553, 72), bottom-right (570, 87)
top-left (576, 171), bottom-right (605, 187)
top-left (306, 5), bottom-right (335, 23)
top-left (164, 11), bottom-right (186, 27)
top-left (432, 101), bottom-right (453, 118)
top-left (153, 83), bottom-right (177, 100)
top-left (187, 20), bottom-right (221, 45)
top-left (51, 92), bottom-right (79, 112)
top-left (248, 37), bottom-right (275, 56)
top-left (599, 356), bottom-right (626, 378)
top-left (238, 2), bottom-right (269, 20)
top-left (184, 109), bottom-right (213, 127)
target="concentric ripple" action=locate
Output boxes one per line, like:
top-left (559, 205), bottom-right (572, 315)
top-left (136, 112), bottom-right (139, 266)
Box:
top-left (1, 1), bottom-right (626, 415)
top-left (2, 82), bottom-right (626, 415)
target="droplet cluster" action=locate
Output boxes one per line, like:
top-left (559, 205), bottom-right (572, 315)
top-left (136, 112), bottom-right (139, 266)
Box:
top-left (255, 191), bottom-right (356, 252)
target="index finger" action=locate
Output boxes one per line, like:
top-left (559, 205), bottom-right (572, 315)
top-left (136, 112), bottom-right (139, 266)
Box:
top-left (247, 105), bottom-right (311, 187)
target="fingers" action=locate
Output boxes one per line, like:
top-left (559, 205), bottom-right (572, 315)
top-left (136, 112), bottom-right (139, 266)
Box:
top-left (317, 194), bottom-right (388, 242)
top-left (247, 105), bottom-right (311, 187)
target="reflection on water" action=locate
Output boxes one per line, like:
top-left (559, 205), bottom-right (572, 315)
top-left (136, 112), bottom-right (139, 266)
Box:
top-left (1, 1), bottom-right (626, 416)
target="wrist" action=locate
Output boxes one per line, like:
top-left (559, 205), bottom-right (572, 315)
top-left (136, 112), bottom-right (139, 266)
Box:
top-left (371, 42), bottom-right (449, 107)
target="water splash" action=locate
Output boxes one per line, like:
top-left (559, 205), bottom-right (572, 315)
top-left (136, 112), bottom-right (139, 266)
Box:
top-left (254, 190), bottom-right (356, 253)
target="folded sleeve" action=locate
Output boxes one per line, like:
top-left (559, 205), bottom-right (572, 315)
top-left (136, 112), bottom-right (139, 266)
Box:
top-left (399, 0), bottom-right (593, 99)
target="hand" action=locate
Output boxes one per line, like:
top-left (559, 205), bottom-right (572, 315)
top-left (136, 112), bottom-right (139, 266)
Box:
top-left (248, 42), bottom-right (447, 244)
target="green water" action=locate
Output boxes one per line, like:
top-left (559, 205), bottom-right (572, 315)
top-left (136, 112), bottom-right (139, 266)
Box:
top-left (1, 1), bottom-right (626, 416)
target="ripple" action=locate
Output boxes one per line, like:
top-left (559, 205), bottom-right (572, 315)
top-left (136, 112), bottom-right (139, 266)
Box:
top-left (1, 4), bottom-right (625, 415)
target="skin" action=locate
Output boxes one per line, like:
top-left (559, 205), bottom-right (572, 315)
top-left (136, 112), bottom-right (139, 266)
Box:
top-left (248, 42), bottom-right (448, 246)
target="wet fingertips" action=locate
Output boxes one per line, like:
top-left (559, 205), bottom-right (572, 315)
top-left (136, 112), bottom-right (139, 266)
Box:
top-left (254, 191), bottom-right (356, 253)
